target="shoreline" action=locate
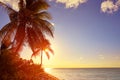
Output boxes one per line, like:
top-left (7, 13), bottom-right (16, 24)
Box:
top-left (39, 70), bottom-right (59, 80)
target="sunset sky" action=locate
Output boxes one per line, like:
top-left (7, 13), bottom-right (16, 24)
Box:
top-left (0, 0), bottom-right (120, 68)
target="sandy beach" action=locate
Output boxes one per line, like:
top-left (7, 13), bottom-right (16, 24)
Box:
top-left (39, 70), bottom-right (59, 80)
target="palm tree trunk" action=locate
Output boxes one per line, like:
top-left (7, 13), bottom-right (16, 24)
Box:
top-left (41, 51), bottom-right (43, 67)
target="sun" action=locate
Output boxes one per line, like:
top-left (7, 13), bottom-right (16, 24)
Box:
top-left (44, 68), bottom-right (52, 73)
top-left (44, 48), bottom-right (49, 52)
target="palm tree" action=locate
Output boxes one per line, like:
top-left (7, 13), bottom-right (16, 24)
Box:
top-left (0, 0), bottom-right (54, 57)
top-left (32, 39), bottom-right (54, 67)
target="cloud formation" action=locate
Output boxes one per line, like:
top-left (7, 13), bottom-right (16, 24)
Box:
top-left (56, 0), bottom-right (87, 8)
top-left (101, 0), bottom-right (120, 13)
top-left (1, 0), bottom-right (120, 13)
top-left (0, 0), bottom-right (19, 11)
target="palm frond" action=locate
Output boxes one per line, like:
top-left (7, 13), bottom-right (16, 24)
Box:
top-left (0, 1), bottom-right (16, 15)
top-left (34, 11), bottom-right (52, 20)
top-left (0, 23), bottom-right (11, 49)
top-left (34, 19), bottom-right (54, 37)
top-left (25, 0), bottom-right (34, 8)
top-left (31, 21), bottom-right (45, 42)
top-left (42, 39), bottom-right (54, 59)
top-left (27, 27), bottom-right (43, 56)
top-left (27, 29), bottom-right (34, 54)
top-left (27, 27), bottom-right (36, 53)
top-left (31, 49), bottom-right (40, 57)
top-left (45, 52), bottom-right (50, 59)
top-left (26, 0), bottom-right (49, 13)
top-left (42, 39), bottom-right (50, 47)
top-left (1, 22), bottom-right (17, 48)
top-left (18, 0), bottom-right (26, 10)
top-left (9, 12), bottom-right (18, 21)
top-left (0, 23), bottom-right (11, 37)
top-left (48, 48), bottom-right (54, 55)
top-left (12, 24), bottom-right (25, 53)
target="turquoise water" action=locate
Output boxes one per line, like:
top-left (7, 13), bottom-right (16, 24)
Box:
top-left (46, 68), bottom-right (120, 80)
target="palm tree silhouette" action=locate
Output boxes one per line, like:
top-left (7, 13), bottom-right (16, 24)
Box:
top-left (0, 0), bottom-right (54, 57)
top-left (32, 39), bottom-right (54, 67)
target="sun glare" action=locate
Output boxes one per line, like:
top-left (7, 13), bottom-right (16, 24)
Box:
top-left (20, 46), bottom-right (41, 64)
top-left (44, 68), bottom-right (52, 73)
top-left (20, 46), bottom-right (32, 60)
top-left (32, 56), bottom-right (41, 64)
top-left (44, 48), bottom-right (49, 52)
top-left (20, 46), bottom-right (54, 66)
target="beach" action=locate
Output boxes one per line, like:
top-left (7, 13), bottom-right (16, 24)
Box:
top-left (39, 70), bottom-right (59, 80)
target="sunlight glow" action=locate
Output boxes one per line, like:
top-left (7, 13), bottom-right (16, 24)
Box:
top-left (20, 46), bottom-right (53, 65)
top-left (20, 46), bottom-right (32, 60)
top-left (51, 23), bottom-right (55, 26)
top-left (44, 48), bottom-right (49, 52)
top-left (32, 56), bottom-right (41, 64)
top-left (44, 68), bottom-right (52, 73)
top-left (20, 46), bottom-right (41, 64)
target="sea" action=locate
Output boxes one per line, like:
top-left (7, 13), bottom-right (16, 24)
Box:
top-left (45, 68), bottom-right (120, 80)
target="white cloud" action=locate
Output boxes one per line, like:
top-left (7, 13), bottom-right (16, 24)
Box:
top-left (56, 0), bottom-right (87, 8)
top-left (1, 0), bottom-right (120, 14)
top-left (116, 0), bottom-right (120, 6)
top-left (101, 0), bottom-right (119, 13)
top-left (0, 0), bottom-right (19, 11)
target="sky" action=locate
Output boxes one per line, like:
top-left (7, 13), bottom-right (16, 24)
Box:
top-left (0, 0), bottom-right (120, 68)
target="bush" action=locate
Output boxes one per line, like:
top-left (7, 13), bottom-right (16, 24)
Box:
top-left (0, 49), bottom-right (44, 80)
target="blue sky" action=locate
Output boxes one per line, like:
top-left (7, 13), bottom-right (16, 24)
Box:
top-left (0, 0), bottom-right (120, 68)
top-left (48, 0), bottom-right (120, 67)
